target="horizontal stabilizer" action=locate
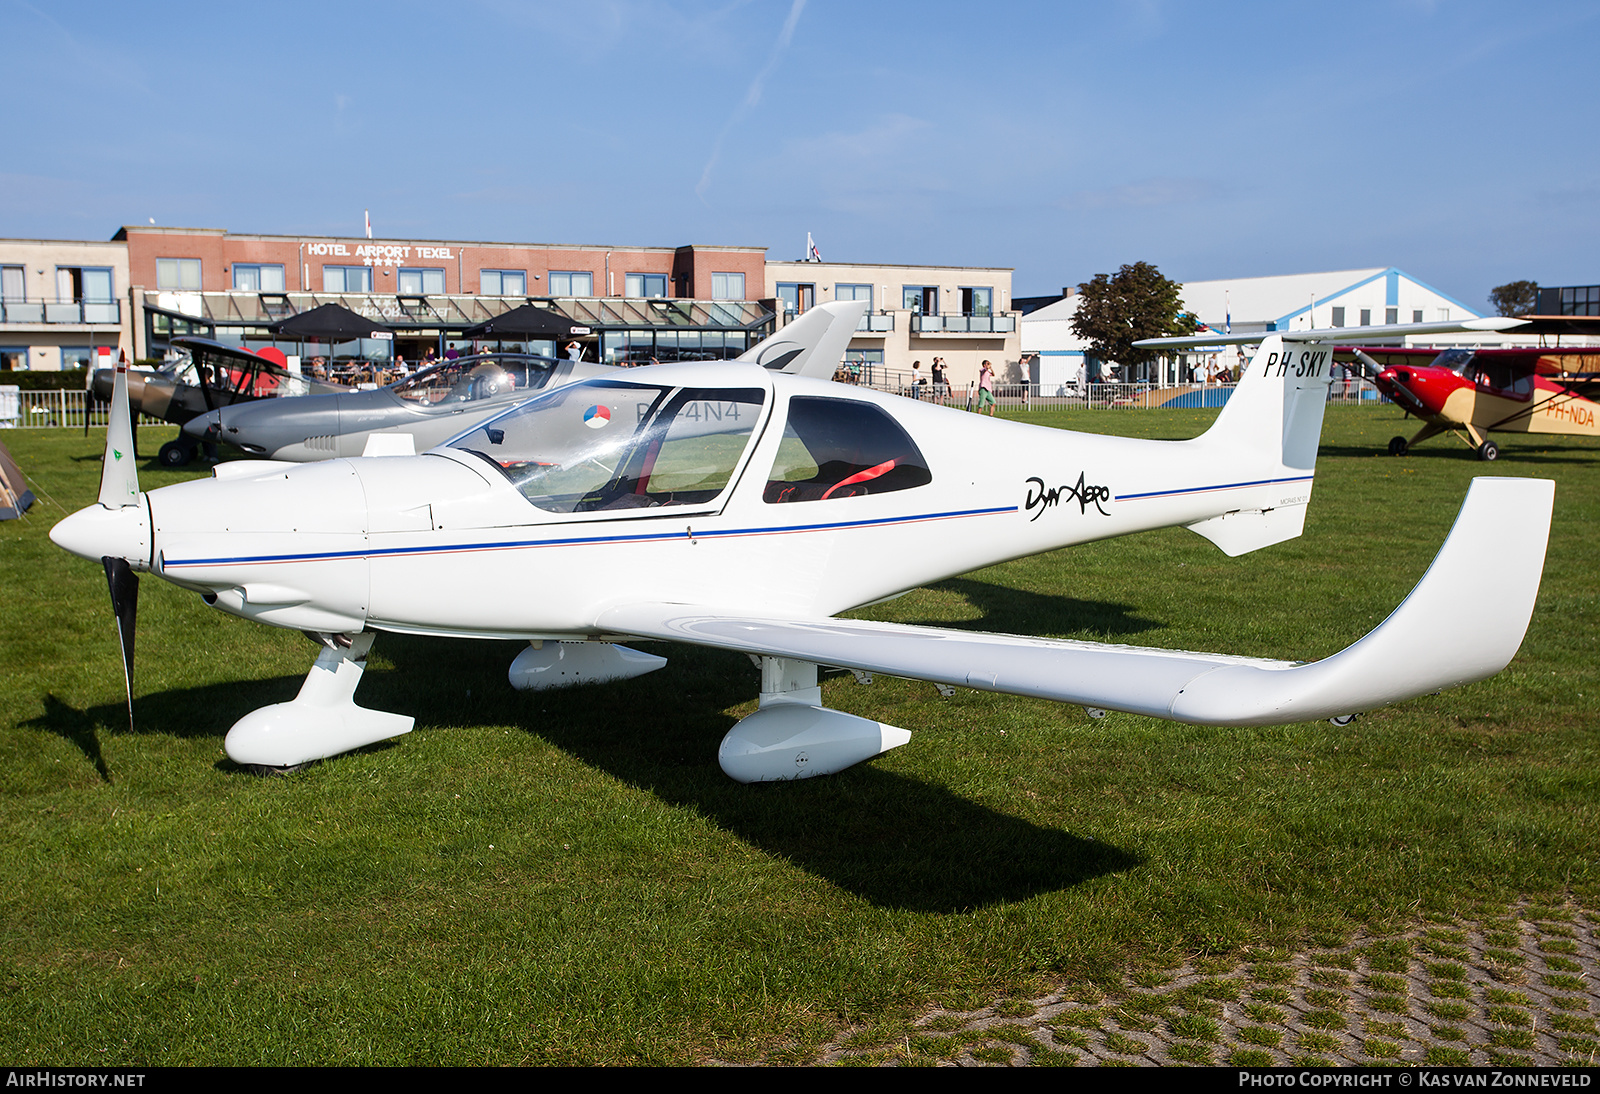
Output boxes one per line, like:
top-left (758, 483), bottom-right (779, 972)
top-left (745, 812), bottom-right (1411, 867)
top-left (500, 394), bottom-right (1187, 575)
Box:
top-left (598, 477), bottom-right (1552, 727)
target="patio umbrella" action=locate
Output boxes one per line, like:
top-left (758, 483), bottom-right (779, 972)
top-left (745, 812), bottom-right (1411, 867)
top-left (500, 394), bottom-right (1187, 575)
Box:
top-left (268, 303), bottom-right (394, 341)
top-left (461, 303), bottom-right (589, 340)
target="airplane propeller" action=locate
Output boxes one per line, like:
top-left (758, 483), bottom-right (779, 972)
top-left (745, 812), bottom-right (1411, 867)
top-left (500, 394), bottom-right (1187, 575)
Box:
top-left (1350, 349), bottom-right (1386, 382)
top-left (102, 555), bottom-right (138, 728)
top-left (67, 362), bottom-right (148, 729)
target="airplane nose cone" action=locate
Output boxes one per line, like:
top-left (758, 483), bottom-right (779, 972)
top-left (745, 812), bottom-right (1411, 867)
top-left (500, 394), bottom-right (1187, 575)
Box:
top-left (183, 410), bottom-right (222, 438)
top-left (50, 502), bottom-right (152, 567)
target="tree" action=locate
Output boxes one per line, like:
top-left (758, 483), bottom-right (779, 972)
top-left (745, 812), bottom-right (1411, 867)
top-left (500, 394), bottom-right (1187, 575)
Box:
top-left (1488, 280), bottom-right (1539, 317)
top-left (1070, 262), bottom-right (1198, 376)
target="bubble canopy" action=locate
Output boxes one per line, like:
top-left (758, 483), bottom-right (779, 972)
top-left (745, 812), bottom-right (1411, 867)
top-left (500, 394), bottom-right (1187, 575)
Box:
top-left (392, 353), bottom-right (559, 405)
top-left (447, 377), bottom-right (767, 513)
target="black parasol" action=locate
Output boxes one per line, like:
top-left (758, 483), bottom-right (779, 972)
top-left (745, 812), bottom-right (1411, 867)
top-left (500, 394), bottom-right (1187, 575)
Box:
top-left (461, 303), bottom-right (589, 340)
top-left (269, 303), bottom-right (395, 340)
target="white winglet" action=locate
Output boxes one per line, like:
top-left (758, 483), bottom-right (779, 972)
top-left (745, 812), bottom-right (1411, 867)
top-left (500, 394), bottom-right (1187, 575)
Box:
top-left (1168, 476), bottom-right (1552, 723)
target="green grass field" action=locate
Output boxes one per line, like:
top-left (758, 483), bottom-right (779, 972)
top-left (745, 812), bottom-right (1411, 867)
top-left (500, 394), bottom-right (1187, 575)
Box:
top-left (0, 407), bottom-right (1595, 1065)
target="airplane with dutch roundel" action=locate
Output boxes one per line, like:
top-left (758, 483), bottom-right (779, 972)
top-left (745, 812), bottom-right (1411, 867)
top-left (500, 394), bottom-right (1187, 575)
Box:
top-left (51, 313), bottom-right (1552, 784)
top-left (1340, 343), bottom-right (1600, 461)
top-left (174, 295), bottom-right (868, 463)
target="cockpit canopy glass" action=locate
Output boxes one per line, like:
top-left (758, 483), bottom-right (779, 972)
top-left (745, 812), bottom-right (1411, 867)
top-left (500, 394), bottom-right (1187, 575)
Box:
top-left (392, 353), bottom-right (560, 405)
top-left (448, 378), bottom-right (766, 513)
top-left (1430, 348), bottom-right (1476, 374)
top-left (765, 396), bottom-right (933, 503)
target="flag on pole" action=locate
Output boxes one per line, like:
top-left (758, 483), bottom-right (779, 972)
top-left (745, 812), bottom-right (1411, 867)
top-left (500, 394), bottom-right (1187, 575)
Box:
top-left (365, 210), bottom-right (372, 239)
top-left (807, 232), bottom-right (821, 262)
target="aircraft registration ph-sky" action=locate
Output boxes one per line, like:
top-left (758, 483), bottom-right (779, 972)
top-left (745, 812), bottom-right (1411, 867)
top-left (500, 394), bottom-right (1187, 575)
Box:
top-left (1343, 343), bottom-right (1600, 461)
top-left (52, 316), bottom-right (1553, 783)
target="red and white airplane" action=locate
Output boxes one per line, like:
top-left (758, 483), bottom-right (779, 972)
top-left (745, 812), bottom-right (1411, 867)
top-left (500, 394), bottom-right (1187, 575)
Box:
top-left (1347, 344), bottom-right (1600, 461)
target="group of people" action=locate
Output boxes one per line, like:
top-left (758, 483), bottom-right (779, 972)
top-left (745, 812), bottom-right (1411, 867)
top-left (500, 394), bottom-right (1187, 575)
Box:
top-left (906, 357), bottom-right (952, 402)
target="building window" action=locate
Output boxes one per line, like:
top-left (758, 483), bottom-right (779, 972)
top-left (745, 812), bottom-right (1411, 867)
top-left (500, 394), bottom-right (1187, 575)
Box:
top-left (1331, 306), bottom-right (1345, 327)
top-left (549, 271), bottom-right (593, 297)
top-left (1359, 308), bottom-right (1371, 326)
top-left (903, 286), bottom-right (938, 314)
top-left (777, 283), bottom-right (814, 316)
top-left (57, 266), bottom-right (113, 301)
top-left (232, 264), bottom-right (285, 292)
top-left (1, 266), bottom-right (24, 301)
top-left (835, 283), bottom-right (873, 309)
top-left (398, 268), bottom-right (446, 295)
top-left (156, 258), bottom-right (201, 291)
top-left (625, 273), bottom-right (667, 298)
top-left (1436, 308), bottom-right (1450, 321)
top-left (1560, 286), bottom-right (1600, 316)
top-left (1413, 310), bottom-right (1423, 323)
top-left (960, 287), bottom-right (992, 316)
top-left (1, 347), bottom-right (27, 370)
top-left (711, 272), bottom-right (744, 300)
top-left (1386, 307), bottom-right (1398, 324)
top-left (59, 346), bottom-right (93, 369)
top-left (480, 269), bottom-right (527, 296)
top-left (323, 266), bottom-right (373, 293)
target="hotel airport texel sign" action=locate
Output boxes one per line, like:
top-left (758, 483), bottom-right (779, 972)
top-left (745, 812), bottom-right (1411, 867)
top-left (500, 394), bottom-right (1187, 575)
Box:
top-left (306, 241), bottom-right (456, 324)
top-left (304, 241), bottom-right (456, 267)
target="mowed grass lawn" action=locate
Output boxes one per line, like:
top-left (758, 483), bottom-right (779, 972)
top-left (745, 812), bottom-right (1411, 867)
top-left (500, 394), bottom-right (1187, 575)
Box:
top-left (0, 406), bottom-right (1595, 1065)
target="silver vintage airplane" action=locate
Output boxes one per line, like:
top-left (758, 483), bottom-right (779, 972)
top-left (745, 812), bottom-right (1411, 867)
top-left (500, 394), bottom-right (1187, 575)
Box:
top-left (180, 301), bottom-right (867, 461)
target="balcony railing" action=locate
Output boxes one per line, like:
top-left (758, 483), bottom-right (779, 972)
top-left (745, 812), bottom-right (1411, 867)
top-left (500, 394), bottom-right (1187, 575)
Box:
top-left (1, 299), bottom-right (121, 324)
top-left (910, 312), bottom-right (1016, 334)
top-left (856, 313), bottom-right (895, 332)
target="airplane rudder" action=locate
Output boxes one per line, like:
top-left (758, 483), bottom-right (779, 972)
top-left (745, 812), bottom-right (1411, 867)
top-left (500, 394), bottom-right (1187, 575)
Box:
top-left (1198, 334), bottom-right (1285, 450)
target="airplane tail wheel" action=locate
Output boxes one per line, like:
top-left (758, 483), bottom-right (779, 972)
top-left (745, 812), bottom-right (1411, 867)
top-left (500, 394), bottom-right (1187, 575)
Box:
top-left (1388, 436), bottom-right (1408, 456)
top-left (1328, 714), bottom-right (1358, 727)
top-left (1477, 440), bottom-right (1499, 462)
top-left (157, 439), bottom-right (194, 467)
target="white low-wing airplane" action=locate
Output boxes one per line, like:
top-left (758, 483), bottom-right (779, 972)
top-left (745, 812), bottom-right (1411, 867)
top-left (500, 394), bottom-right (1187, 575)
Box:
top-left (52, 318), bottom-right (1552, 782)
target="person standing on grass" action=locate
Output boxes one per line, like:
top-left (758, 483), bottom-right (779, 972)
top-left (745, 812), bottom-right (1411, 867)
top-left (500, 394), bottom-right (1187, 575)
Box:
top-left (977, 360), bottom-right (996, 415)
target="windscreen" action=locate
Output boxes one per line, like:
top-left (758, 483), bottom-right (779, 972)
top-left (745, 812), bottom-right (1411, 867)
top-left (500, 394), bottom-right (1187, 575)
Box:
top-left (448, 378), bottom-right (766, 513)
top-left (393, 354), bottom-right (559, 405)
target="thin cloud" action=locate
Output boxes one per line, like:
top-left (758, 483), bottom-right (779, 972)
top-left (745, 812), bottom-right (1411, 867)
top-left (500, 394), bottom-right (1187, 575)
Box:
top-left (1060, 178), bottom-right (1218, 210)
top-left (696, 0), bottom-right (806, 202)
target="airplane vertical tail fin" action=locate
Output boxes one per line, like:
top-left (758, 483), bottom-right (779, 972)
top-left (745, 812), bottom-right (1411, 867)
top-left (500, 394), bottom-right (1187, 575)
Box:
top-left (736, 300), bottom-right (869, 379)
top-left (1198, 335), bottom-right (1333, 472)
top-left (1185, 335), bottom-right (1334, 556)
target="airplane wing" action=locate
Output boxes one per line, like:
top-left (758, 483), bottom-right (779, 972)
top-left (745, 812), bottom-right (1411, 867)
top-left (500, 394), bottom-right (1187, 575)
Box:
top-left (1137, 317), bottom-right (1527, 349)
top-left (597, 477), bottom-right (1552, 726)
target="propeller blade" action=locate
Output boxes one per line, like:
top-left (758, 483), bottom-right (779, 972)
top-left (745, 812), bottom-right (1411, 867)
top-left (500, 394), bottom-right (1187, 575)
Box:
top-left (1351, 349), bottom-right (1386, 380)
top-left (98, 364), bottom-right (140, 509)
top-left (102, 556), bottom-right (139, 730)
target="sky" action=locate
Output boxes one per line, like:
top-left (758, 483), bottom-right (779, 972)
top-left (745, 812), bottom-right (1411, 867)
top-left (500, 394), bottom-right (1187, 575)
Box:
top-left (3, 0), bottom-right (1596, 311)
